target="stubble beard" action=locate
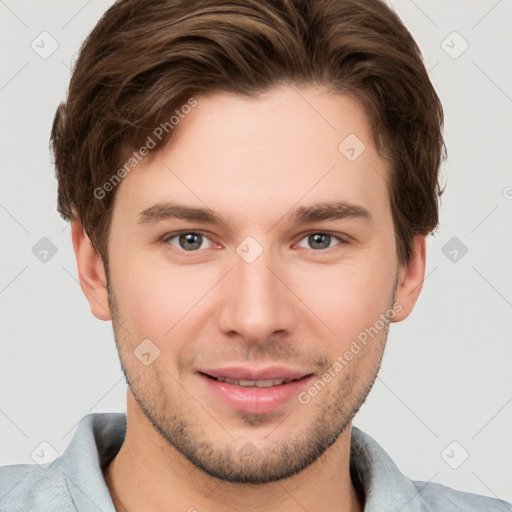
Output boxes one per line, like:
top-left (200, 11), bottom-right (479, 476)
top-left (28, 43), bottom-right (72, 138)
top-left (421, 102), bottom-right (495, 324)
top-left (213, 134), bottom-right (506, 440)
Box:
top-left (106, 270), bottom-right (395, 484)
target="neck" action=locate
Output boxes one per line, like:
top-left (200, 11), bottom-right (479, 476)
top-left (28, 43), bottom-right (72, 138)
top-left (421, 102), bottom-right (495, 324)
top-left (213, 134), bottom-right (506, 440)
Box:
top-left (103, 393), bottom-right (364, 512)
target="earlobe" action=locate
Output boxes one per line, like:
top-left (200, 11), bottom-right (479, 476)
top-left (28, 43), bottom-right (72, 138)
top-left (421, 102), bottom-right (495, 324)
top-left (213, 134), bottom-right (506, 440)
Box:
top-left (391, 236), bottom-right (426, 323)
top-left (70, 220), bottom-right (111, 321)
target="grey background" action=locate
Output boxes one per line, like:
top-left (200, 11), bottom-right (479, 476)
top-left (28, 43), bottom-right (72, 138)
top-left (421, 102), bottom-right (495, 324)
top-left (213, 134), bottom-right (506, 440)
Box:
top-left (1, 0), bottom-right (511, 503)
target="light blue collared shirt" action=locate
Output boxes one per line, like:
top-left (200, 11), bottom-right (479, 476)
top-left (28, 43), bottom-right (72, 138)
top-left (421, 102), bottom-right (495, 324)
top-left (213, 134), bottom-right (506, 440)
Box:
top-left (1, 413), bottom-right (510, 511)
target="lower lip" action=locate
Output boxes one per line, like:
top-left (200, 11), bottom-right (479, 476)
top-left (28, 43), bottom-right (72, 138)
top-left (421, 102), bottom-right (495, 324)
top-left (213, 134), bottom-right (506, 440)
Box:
top-left (199, 374), bottom-right (313, 414)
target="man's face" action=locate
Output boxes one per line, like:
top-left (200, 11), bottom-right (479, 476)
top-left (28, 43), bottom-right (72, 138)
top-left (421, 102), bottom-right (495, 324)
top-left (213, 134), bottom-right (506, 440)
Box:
top-left (104, 85), bottom-right (405, 483)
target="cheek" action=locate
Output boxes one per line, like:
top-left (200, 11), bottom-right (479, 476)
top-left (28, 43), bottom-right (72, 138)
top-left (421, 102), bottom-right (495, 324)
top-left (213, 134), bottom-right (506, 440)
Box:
top-left (289, 255), bottom-right (396, 345)
top-left (110, 252), bottom-right (218, 340)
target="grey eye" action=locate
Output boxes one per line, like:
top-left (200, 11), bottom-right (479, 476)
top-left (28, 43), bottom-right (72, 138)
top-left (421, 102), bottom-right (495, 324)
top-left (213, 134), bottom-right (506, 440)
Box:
top-left (297, 233), bottom-right (342, 250)
top-left (167, 232), bottom-right (213, 251)
top-left (309, 233), bottom-right (331, 249)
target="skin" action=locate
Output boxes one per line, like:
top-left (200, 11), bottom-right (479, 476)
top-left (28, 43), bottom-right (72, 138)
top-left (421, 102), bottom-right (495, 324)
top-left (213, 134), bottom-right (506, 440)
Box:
top-left (72, 85), bottom-right (426, 512)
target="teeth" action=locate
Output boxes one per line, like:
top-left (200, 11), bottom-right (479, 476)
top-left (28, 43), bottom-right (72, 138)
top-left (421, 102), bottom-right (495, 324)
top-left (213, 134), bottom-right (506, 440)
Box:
top-left (255, 380), bottom-right (279, 388)
top-left (219, 377), bottom-right (288, 387)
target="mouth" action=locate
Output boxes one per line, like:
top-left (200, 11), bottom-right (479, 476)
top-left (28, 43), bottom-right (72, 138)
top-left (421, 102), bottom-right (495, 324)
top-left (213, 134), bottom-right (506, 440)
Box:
top-left (197, 366), bottom-right (314, 414)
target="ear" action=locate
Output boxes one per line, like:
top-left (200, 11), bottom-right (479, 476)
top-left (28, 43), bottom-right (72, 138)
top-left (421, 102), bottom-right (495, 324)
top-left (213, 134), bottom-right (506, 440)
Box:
top-left (391, 236), bottom-right (426, 323)
top-left (70, 220), bottom-right (111, 321)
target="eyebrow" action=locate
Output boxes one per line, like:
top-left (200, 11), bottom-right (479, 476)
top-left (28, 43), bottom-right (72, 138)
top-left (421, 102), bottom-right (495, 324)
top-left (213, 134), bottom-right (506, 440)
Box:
top-left (292, 202), bottom-right (372, 225)
top-left (137, 200), bottom-right (372, 227)
top-left (137, 203), bottom-right (226, 225)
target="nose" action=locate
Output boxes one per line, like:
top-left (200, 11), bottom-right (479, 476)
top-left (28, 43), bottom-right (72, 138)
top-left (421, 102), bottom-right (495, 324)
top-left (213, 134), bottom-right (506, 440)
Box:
top-left (215, 243), bottom-right (297, 345)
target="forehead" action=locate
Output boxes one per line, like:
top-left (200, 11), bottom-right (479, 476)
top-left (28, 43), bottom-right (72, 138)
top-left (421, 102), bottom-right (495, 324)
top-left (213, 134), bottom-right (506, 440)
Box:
top-left (111, 85), bottom-right (391, 230)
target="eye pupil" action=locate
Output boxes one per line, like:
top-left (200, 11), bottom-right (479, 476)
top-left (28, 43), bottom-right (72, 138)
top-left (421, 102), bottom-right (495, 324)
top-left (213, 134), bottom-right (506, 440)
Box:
top-left (309, 233), bottom-right (330, 249)
top-left (179, 233), bottom-right (202, 250)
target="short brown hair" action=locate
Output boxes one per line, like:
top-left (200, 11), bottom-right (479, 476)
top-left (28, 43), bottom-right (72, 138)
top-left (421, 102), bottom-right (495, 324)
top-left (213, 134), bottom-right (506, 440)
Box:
top-left (51, 0), bottom-right (445, 267)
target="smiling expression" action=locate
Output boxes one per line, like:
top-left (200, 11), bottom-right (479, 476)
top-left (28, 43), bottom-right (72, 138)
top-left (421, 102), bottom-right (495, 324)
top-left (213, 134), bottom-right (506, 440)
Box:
top-left (91, 84), bottom-right (420, 483)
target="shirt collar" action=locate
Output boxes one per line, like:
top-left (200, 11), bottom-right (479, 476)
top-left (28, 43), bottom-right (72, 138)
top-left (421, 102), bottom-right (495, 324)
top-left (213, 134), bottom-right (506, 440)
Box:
top-left (350, 425), bottom-right (432, 511)
top-left (60, 413), bottom-right (125, 511)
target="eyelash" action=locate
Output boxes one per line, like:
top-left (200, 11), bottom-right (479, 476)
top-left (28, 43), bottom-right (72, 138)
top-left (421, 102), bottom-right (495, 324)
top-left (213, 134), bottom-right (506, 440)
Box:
top-left (161, 230), bottom-right (349, 252)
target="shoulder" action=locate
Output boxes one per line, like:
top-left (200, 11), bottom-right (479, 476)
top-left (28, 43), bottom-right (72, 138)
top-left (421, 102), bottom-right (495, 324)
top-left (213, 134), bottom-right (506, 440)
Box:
top-left (0, 412), bottom-right (125, 512)
top-left (412, 479), bottom-right (512, 511)
top-left (350, 426), bottom-right (512, 512)
top-left (0, 460), bottom-right (75, 511)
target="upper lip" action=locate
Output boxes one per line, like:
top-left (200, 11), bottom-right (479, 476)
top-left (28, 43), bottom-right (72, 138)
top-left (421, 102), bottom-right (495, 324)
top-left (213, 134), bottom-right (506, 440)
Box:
top-left (198, 366), bottom-right (313, 381)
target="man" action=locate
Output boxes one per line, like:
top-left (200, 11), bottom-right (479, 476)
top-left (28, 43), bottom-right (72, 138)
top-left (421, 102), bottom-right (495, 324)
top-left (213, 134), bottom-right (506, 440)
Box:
top-left (1, 0), bottom-right (510, 510)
